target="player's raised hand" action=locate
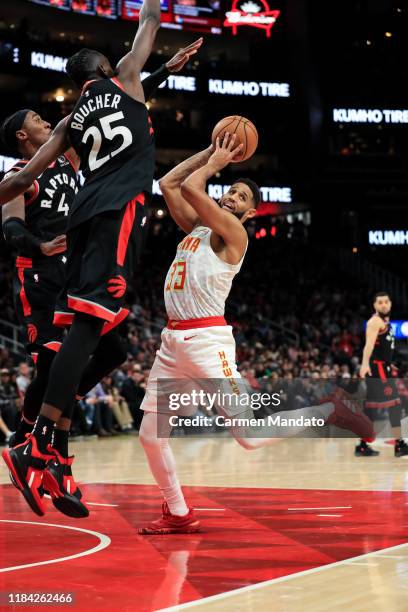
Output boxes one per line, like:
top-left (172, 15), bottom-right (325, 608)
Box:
top-left (165, 38), bottom-right (204, 73)
top-left (40, 235), bottom-right (67, 256)
top-left (208, 133), bottom-right (243, 171)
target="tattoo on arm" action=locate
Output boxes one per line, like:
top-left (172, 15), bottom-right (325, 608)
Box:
top-left (161, 148), bottom-right (212, 186)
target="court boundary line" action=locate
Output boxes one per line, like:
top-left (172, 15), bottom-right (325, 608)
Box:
top-left (77, 480), bottom-right (408, 493)
top-left (0, 520), bottom-right (111, 573)
top-left (42, 494), bottom-right (118, 507)
top-left (156, 542), bottom-right (408, 611)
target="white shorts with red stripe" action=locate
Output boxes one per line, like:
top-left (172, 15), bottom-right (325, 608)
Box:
top-left (140, 316), bottom-right (246, 417)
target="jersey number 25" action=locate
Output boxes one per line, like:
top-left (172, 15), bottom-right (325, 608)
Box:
top-left (82, 111), bottom-right (133, 172)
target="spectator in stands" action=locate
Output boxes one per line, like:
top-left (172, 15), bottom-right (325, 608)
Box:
top-left (84, 383), bottom-right (118, 438)
top-left (0, 348), bottom-right (13, 370)
top-left (16, 361), bottom-right (31, 397)
top-left (396, 368), bottom-right (408, 422)
top-left (0, 413), bottom-right (13, 445)
top-left (121, 365), bottom-right (146, 430)
top-left (102, 376), bottom-right (136, 434)
top-left (0, 368), bottom-right (19, 443)
top-left (0, 235), bottom-right (399, 405)
top-left (70, 399), bottom-right (97, 439)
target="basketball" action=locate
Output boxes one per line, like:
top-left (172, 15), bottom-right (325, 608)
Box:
top-left (211, 116), bottom-right (258, 162)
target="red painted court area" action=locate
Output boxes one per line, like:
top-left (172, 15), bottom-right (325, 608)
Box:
top-left (1, 484), bottom-right (408, 611)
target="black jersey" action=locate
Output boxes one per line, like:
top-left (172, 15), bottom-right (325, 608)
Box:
top-left (67, 77), bottom-right (155, 230)
top-left (10, 154), bottom-right (78, 259)
top-left (371, 318), bottom-right (395, 364)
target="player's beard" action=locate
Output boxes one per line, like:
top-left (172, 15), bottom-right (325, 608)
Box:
top-left (377, 310), bottom-right (391, 320)
top-left (219, 202), bottom-right (245, 220)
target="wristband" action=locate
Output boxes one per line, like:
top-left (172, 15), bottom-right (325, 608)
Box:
top-left (142, 64), bottom-right (171, 100)
top-left (3, 217), bottom-right (42, 256)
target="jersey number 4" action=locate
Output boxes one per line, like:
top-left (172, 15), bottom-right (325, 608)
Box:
top-left (40, 192), bottom-right (69, 216)
top-left (82, 111), bottom-right (133, 172)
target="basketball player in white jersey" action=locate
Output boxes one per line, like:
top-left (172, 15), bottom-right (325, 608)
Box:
top-left (138, 133), bottom-right (375, 534)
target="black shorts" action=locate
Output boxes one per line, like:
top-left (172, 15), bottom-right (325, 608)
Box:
top-left (365, 360), bottom-right (401, 410)
top-left (54, 193), bottom-right (146, 332)
top-left (14, 255), bottom-right (65, 356)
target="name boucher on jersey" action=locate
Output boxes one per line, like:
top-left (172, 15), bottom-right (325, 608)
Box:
top-left (67, 77), bottom-right (155, 229)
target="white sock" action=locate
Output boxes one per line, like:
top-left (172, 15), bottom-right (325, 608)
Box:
top-left (139, 412), bottom-right (188, 517)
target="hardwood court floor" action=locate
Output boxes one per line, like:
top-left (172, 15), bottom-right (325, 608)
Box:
top-left (1, 437), bottom-right (408, 612)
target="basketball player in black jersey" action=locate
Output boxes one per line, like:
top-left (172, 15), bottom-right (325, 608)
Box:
top-left (357, 292), bottom-right (408, 457)
top-left (0, 33), bottom-right (201, 517)
top-left (0, 111), bottom-right (90, 517)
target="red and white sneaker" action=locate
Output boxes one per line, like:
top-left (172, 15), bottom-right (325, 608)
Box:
top-left (322, 388), bottom-right (375, 440)
top-left (2, 434), bottom-right (56, 516)
top-left (139, 502), bottom-right (201, 535)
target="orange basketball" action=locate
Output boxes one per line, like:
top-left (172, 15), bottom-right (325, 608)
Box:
top-left (211, 116), bottom-right (258, 163)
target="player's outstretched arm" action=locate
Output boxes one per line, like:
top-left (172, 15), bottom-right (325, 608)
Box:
top-left (0, 119), bottom-right (69, 206)
top-left (159, 147), bottom-right (213, 233)
top-left (180, 133), bottom-right (247, 260)
top-left (115, 0), bottom-right (161, 100)
top-left (141, 38), bottom-right (203, 100)
top-left (360, 318), bottom-right (383, 378)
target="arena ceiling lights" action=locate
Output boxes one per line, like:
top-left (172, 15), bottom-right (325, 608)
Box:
top-left (29, 0), bottom-right (282, 37)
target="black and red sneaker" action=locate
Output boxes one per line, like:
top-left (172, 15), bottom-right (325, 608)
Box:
top-left (42, 451), bottom-right (89, 519)
top-left (139, 502), bottom-right (201, 535)
top-left (321, 388), bottom-right (375, 440)
top-left (394, 439), bottom-right (408, 457)
top-left (2, 434), bottom-right (55, 516)
top-left (355, 440), bottom-right (380, 456)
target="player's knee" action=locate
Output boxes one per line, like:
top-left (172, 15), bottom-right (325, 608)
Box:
top-left (35, 348), bottom-right (56, 384)
top-left (23, 378), bottom-right (44, 413)
top-left (73, 312), bottom-right (105, 343)
top-left (139, 429), bottom-right (154, 449)
top-left (104, 344), bottom-right (127, 371)
top-left (139, 419), bottom-right (160, 450)
top-left (99, 331), bottom-right (127, 368)
top-left (25, 374), bottom-right (48, 403)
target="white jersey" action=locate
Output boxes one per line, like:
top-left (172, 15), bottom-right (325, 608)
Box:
top-left (164, 225), bottom-right (246, 320)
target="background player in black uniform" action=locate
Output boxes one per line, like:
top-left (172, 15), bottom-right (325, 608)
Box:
top-left (0, 44), bottom-right (201, 517)
top-left (357, 291), bottom-right (408, 457)
top-left (0, 109), bottom-right (90, 517)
